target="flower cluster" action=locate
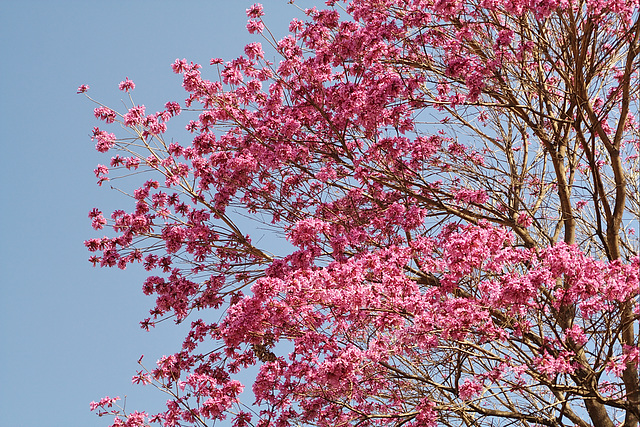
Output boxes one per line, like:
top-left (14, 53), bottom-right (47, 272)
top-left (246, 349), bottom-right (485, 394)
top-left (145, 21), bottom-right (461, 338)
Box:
top-left (83, 0), bottom-right (639, 426)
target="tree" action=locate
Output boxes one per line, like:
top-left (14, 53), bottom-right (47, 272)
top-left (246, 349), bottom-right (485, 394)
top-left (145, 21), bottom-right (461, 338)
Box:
top-left (82, 1), bottom-right (639, 426)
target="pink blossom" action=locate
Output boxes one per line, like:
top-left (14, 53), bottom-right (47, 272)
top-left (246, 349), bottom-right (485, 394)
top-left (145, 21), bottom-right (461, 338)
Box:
top-left (495, 29), bottom-right (514, 47)
top-left (90, 396), bottom-right (120, 411)
top-left (91, 128), bottom-right (116, 153)
top-left (94, 107), bottom-right (117, 123)
top-left (123, 105), bottom-right (145, 127)
top-left (88, 208), bottom-right (107, 230)
top-left (246, 20), bottom-right (264, 34)
top-left (118, 77), bottom-right (135, 92)
top-left (516, 211), bottom-right (533, 228)
top-left (453, 188), bottom-right (488, 204)
top-left (288, 219), bottom-right (330, 248)
top-left (83, 1), bottom-right (640, 425)
top-left (564, 324), bottom-right (588, 346)
top-left (132, 370), bottom-right (152, 385)
top-left (621, 345), bottom-right (640, 367)
top-left (535, 351), bottom-right (576, 376)
top-left (244, 42), bottom-right (264, 60)
top-left (164, 101), bottom-right (181, 116)
top-left (605, 357), bottom-right (626, 378)
top-left (124, 411), bottom-right (147, 427)
top-left (246, 3), bottom-right (264, 18)
top-left (77, 84), bottom-right (89, 93)
top-left (93, 165), bottom-right (109, 179)
top-left (171, 58), bottom-right (188, 73)
top-left (459, 378), bottom-right (483, 400)
top-left (288, 18), bottom-right (304, 33)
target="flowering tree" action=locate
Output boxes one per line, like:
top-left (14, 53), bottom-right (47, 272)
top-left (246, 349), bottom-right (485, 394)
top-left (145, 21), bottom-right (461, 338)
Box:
top-left (83, 0), bottom-right (639, 426)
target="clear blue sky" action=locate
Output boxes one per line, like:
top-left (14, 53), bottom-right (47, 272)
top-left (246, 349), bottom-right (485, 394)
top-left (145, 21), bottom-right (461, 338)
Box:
top-left (0, 2), bottom-right (315, 426)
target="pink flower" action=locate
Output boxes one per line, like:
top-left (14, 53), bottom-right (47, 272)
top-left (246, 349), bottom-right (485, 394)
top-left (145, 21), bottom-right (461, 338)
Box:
top-left (454, 188), bottom-right (488, 204)
top-left (118, 77), bottom-right (135, 92)
top-left (288, 218), bottom-right (329, 248)
top-left (244, 42), bottom-right (264, 60)
top-left (171, 58), bottom-right (188, 73)
top-left (94, 107), bottom-right (117, 124)
top-left (622, 345), bottom-right (639, 367)
top-left (459, 378), bottom-right (483, 400)
top-left (81, 2), bottom-right (640, 424)
top-left (246, 3), bottom-right (264, 18)
top-left (77, 84), bottom-right (89, 93)
top-left (289, 18), bottom-right (304, 33)
top-left (246, 20), bottom-right (264, 34)
top-left (132, 370), bottom-right (152, 385)
top-left (605, 357), bottom-right (626, 378)
top-left (89, 395), bottom-right (120, 411)
top-left (516, 211), bottom-right (533, 228)
top-left (233, 412), bottom-right (252, 427)
top-left (93, 165), bottom-right (109, 179)
top-left (535, 351), bottom-right (576, 376)
top-left (564, 324), bottom-right (588, 346)
top-left (123, 105), bottom-right (146, 127)
top-left (496, 29), bottom-right (514, 47)
top-left (91, 211), bottom-right (107, 229)
top-left (124, 411), bottom-right (147, 427)
top-left (164, 101), bottom-right (181, 116)
top-left (91, 128), bottom-right (116, 153)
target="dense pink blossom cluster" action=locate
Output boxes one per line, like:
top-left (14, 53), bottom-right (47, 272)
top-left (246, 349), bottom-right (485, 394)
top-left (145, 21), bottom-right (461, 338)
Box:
top-left (82, 0), bottom-right (639, 426)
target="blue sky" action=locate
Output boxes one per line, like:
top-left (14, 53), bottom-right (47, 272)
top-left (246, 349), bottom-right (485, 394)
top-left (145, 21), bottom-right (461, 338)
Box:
top-left (0, 2), bottom-right (315, 426)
